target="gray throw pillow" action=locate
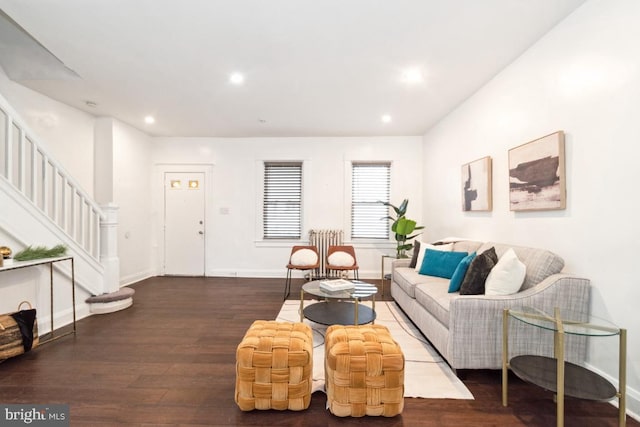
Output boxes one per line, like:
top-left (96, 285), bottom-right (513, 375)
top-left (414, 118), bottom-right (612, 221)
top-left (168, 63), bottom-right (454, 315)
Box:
top-left (408, 241), bottom-right (421, 268)
top-left (459, 247), bottom-right (498, 295)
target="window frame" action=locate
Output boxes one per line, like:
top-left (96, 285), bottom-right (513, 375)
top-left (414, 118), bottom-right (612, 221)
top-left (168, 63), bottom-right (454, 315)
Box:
top-left (350, 161), bottom-right (391, 241)
top-left (262, 161), bottom-right (303, 241)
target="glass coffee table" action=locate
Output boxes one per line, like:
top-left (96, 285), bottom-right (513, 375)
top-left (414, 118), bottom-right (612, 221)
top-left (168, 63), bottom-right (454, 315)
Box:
top-left (299, 280), bottom-right (378, 325)
top-left (502, 307), bottom-right (626, 427)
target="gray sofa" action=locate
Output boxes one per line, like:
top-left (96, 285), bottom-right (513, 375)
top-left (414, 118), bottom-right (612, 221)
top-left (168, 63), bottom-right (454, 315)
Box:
top-left (390, 240), bottom-right (591, 370)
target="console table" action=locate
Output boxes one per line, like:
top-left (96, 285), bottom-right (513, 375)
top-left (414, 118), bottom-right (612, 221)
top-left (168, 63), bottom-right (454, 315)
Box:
top-left (502, 307), bottom-right (626, 427)
top-left (0, 256), bottom-right (76, 344)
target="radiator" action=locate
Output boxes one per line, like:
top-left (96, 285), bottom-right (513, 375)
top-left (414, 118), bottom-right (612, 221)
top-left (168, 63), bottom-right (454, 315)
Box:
top-left (308, 229), bottom-right (344, 278)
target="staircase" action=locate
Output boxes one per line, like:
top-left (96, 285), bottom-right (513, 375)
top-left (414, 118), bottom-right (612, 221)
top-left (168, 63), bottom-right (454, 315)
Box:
top-left (0, 91), bottom-right (118, 305)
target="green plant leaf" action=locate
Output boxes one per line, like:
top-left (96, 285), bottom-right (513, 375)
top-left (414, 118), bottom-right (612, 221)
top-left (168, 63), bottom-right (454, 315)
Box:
top-left (379, 200), bottom-right (401, 216)
top-left (381, 198), bottom-right (424, 257)
top-left (398, 199), bottom-right (409, 216)
top-left (14, 244), bottom-right (67, 261)
top-left (395, 218), bottom-right (416, 235)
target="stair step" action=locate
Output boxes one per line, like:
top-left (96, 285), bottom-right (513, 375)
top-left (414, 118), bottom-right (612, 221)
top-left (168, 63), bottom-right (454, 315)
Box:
top-left (86, 287), bottom-right (134, 314)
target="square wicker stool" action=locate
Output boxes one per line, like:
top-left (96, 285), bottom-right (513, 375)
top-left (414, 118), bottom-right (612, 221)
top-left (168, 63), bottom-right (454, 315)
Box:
top-left (235, 320), bottom-right (313, 411)
top-left (325, 324), bottom-right (404, 417)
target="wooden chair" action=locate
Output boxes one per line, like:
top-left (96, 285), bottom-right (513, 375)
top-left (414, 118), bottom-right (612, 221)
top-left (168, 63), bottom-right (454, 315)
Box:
top-left (284, 246), bottom-right (320, 300)
top-left (326, 245), bottom-right (359, 280)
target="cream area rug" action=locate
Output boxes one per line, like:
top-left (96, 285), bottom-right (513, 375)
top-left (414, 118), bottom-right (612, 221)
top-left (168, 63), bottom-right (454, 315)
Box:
top-left (275, 300), bottom-right (474, 400)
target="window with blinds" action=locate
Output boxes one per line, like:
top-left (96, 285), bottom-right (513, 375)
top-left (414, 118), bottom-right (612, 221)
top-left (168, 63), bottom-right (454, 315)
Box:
top-left (263, 162), bottom-right (302, 239)
top-left (351, 162), bottom-right (391, 239)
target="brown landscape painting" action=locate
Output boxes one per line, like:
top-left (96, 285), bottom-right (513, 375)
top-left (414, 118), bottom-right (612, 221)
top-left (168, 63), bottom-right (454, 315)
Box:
top-left (509, 131), bottom-right (566, 211)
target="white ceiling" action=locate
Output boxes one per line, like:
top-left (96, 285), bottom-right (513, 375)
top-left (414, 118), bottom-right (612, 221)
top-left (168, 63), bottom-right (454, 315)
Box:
top-left (0, 0), bottom-right (586, 138)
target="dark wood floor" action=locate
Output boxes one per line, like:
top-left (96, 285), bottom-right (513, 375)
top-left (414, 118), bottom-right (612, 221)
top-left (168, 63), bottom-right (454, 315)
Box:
top-left (0, 277), bottom-right (634, 426)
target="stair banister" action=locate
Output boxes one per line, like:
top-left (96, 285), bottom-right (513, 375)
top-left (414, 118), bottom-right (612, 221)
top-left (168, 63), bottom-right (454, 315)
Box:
top-left (1, 94), bottom-right (104, 261)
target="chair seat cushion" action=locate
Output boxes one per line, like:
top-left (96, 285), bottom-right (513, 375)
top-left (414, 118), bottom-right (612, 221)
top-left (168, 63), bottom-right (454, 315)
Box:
top-left (290, 249), bottom-right (318, 266)
top-left (328, 251), bottom-right (355, 267)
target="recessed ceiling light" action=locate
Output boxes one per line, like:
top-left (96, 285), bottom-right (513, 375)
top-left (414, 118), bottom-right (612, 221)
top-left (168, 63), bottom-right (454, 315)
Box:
top-left (381, 114), bottom-right (392, 123)
top-left (230, 72), bottom-right (245, 85)
top-left (401, 67), bottom-right (423, 84)
top-left (144, 116), bottom-right (155, 124)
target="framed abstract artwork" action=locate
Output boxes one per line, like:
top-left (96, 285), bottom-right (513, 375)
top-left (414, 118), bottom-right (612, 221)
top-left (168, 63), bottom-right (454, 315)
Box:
top-left (508, 131), bottom-right (566, 211)
top-left (461, 156), bottom-right (492, 211)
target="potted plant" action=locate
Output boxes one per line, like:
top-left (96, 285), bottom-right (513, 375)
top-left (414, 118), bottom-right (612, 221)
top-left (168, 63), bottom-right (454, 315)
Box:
top-left (380, 199), bottom-right (424, 258)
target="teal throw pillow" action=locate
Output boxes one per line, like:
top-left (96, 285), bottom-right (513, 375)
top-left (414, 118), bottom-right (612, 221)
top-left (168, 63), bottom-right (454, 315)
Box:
top-left (419, 249), bottom-right (468, 279)
top-left (448, 252), bottom-right (477, 293)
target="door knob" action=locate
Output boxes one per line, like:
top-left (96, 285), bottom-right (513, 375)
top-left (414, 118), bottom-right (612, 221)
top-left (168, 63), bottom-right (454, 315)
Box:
top-left (198, 231), bottom-right (204, 235)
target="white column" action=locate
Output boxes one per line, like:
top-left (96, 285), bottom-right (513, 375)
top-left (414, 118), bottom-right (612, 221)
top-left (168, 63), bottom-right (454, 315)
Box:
top-left (100, 203), bottom-right (120, 293)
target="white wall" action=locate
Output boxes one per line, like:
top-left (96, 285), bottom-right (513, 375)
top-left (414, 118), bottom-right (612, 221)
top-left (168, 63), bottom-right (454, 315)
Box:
top-left (422, 0), bottom-right (640, 417)
top-left (0, 67), bottom-right (95, 197)
top-left (112, 120), bottom-right (154, 285)
top-left (94, 117), bottom-right (114, 205)
top-left (152, 136), bottom-right (423, 278)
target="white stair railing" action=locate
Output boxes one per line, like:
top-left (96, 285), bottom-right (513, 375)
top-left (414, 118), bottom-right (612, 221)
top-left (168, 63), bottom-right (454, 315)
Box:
top-left (0, 99), bottom-right (103, 261)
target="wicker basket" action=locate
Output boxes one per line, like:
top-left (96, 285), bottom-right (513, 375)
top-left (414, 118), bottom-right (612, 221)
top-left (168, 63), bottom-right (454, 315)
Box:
top-left (235, 320), bottom-right (313, 411)
top-left (325, 324), bottom-right (404, 417)
top-left (0, 301), bottom-right (39, 362)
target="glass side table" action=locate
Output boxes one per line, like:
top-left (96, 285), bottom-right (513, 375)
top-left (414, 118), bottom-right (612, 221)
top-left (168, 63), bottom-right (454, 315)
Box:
top-left (502, 307), bottom-right (626, 427)
top-left (380, 254), bottom-right (399, 297)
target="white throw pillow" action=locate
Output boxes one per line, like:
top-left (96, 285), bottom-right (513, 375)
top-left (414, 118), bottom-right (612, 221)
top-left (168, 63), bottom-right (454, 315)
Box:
top-left (485, 248), bottom-right (526, 295)
top-left (290, 248), bottom-right (318, 266)
top-left (414, 242), bottom-right (453, 272)
top-left (328, 251), bottom-right (355, 267)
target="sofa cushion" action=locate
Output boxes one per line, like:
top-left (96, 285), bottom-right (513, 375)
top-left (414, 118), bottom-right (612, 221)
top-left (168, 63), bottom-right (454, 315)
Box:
top-left (419, 249), bottom-right (468, 279)
top-left (414, 242), bottom-right (453, 272)
top-left (414, 280), bottom-right (454, 328)
top-left (485, 248), bottom-right (526, 295)
top-left (393, 267), bottom-right (435, 298)
top-left (476, 242), bottom-right (564, 290)
top-left (448, 252), bottom-right (476, 293)
top-left (459, 247), bottom-right (498, 295)
top-left (451, 240), bottom-right (483, 254)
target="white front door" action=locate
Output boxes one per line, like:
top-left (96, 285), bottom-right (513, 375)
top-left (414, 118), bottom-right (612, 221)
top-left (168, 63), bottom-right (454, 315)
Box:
top-left (164, 172), bottom-right (205, 275)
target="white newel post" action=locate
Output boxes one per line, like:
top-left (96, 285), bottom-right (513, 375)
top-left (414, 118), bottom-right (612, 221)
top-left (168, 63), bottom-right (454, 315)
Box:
top-left (100, 203), bottom-right (120, 294)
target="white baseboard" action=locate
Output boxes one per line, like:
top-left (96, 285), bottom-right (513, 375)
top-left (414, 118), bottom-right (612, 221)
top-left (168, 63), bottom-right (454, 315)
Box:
top-left (37, 302), bottom-right (92, 335)
top-left (120, 270), bottom-right (154, 287)
top-left (584, 362), bottom-right (640, 422)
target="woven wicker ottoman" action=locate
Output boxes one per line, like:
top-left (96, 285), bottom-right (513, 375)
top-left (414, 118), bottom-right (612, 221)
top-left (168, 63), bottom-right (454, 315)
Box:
top-left (325, 324), bottom-right (404, 417)
top-left (235, 320), bottom-right (313, 411)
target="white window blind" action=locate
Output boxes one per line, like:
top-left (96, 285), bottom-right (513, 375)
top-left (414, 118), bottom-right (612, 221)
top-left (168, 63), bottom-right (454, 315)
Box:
top-left (263, 162), bottom-right (302, 239)
top-left (351, 162), bottom-right (390, 239)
